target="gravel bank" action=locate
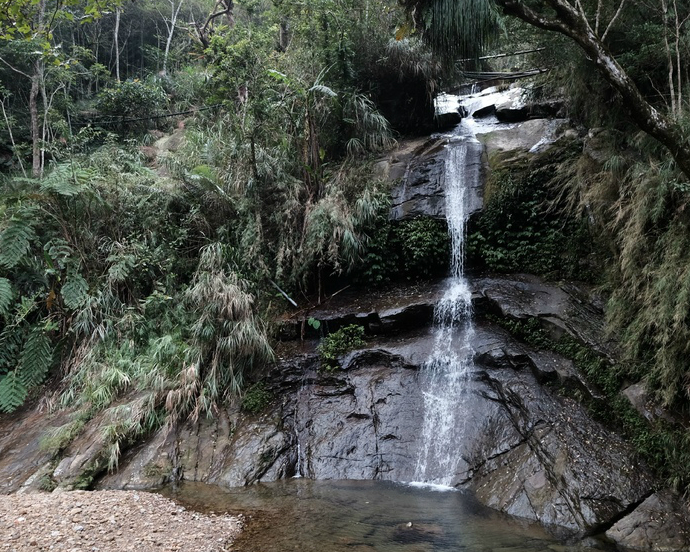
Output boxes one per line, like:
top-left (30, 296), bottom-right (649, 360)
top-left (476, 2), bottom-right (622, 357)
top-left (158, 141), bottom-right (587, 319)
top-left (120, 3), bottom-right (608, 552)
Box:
top-left (0, 490), bottom-right (242, 551)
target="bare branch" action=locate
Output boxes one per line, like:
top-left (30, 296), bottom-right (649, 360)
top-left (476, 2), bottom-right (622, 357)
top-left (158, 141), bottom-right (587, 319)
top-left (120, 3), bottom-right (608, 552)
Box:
top-left (595, 0), bottom-right (603, 34)
top-left (0, 97), bottom-right (27, 178)
top-left (602, 0), bottom-right (628, 42)
top-left (0, 55), bottom-right (31, 79)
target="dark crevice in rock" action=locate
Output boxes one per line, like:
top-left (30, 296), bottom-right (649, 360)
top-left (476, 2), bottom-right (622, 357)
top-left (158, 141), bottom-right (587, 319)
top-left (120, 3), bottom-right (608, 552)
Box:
top-left (585, 490), bottom-right (655, 537)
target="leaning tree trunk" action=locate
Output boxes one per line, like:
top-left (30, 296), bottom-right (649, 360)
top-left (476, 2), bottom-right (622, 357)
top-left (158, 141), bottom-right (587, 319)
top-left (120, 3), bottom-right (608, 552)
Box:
top-left (496, 0), bottom-right (690, 180)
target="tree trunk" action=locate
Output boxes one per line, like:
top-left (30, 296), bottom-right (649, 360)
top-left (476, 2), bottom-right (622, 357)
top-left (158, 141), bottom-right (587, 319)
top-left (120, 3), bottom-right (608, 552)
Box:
top-left (496, 0), bottom-right (690, 180)
top-left (114, 7), bottom-right (121, 82)
top-left (30, 62), bottom-right (41, 177)
top-left (162, 0), bottom-right (185, 75)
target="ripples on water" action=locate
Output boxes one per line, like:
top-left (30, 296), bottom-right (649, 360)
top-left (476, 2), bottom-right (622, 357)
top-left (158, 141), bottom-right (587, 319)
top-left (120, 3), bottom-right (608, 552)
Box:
top-left (159, 479), bottom-right (611, 552)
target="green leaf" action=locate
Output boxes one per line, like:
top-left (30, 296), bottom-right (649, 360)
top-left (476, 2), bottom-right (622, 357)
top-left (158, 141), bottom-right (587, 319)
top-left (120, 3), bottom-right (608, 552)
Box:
top-left (0, 277), bottom-right (13, 317)
top-left (0, 211), bottom-right (38, 269)
top-left (19, 329), bottom-right (52, 388)
top-left (0, 371), bottom-right (28, 413)
top-left (307, 317), bottom-right (321, 330)
top-left (0, 326), bottom-right (24, 372)
top-left (39, 163), bottom-right (93, 197)
top-left (62, 273), bottom-right (89, 310)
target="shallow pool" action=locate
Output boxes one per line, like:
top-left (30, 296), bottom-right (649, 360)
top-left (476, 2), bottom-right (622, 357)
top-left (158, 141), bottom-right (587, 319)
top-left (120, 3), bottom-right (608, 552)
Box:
top-left (159, 479), bottom-right (613, 552)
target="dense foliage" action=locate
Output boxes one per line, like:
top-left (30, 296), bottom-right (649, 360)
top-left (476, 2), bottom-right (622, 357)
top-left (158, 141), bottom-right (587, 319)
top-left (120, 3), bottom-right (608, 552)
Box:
top-left (0, 0), bottom-right (414, 467)
top-left (467, 141), bottom-right (597, 280)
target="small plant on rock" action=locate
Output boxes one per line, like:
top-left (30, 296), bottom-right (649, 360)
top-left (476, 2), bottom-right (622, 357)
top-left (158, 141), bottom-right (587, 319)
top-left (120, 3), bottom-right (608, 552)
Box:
top-left (318, 324), bottom-right (366, 371)
top-left (241, 382), bottom-right (273, 413)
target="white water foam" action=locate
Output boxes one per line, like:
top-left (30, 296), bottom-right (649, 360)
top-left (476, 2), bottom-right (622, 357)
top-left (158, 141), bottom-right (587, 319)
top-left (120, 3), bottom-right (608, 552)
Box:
top-left (412, 111), bottom-right (482, 487)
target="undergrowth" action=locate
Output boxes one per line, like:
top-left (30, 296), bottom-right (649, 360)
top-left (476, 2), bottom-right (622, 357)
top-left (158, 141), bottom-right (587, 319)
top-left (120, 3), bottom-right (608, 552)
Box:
top-left (467, 140), bottom-right (598, 281)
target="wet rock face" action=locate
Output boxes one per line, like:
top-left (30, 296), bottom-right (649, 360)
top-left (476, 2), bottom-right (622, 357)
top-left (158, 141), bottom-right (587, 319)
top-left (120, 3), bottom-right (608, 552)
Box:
top-left (295, 351), bottom-right (423, 481)
top-left (466, 338), bottom-right (654, 534)
top-left (606, 491), bottom-right (690, 551)
top-left (389, 138), bottom-right (483, 221)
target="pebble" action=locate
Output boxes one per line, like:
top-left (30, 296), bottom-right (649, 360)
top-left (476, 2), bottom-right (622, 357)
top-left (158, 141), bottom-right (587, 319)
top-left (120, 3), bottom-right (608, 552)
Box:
top-left (0, 490), bottom-right (241, 552)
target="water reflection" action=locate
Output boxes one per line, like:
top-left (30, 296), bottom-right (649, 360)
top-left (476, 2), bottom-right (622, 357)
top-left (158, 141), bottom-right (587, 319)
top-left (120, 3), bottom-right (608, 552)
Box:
top-left (158, 479), bottom-right (611, 552)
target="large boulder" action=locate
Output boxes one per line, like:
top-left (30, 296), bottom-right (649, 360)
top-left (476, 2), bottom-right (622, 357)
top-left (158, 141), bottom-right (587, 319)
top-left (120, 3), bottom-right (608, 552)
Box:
top-left (606, 491), bottom-right (690, 551)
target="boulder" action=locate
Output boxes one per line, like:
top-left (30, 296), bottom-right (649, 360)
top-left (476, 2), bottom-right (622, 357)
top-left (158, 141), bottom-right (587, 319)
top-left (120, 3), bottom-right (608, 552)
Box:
top-left (606, 491), bottom-right (690, 551)
top-left (472, 104), bottom-right (496, 118)
top-left (495, 97), bottom-right (563, 123)
top-left (434, 110), bottom-right (463, 131)
top-left (477, 118), bottom-right (571, 157)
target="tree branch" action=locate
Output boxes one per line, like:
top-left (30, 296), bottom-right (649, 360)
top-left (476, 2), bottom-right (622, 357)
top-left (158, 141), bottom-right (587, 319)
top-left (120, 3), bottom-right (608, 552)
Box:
top-left (0, 55), bottom-right (32, 79)
top-left (495, 0), bottom-right (690, 180)
top-left (602, 0), bottom-right (628, 42)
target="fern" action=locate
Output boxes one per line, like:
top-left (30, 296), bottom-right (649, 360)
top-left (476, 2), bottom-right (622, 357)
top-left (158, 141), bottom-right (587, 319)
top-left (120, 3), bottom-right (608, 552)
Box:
top-left (44, 238), bottom-right (75, 270)
top-left (107, 253), bottom-right (135, 284)
top-left (18, 329), bottom-right (53, 388)
top-left (39, 163), bottom-right (94, 197)
top-left (0, 371), bottom-right (28, 413)
top-left (0, 277), bottom-right (12, 316)
top-left (0, 209), bottom-right (38, 269)
top-left (0, 326), bottom-right (25, 372)
top-left (62, 272), bottom-right (89, 310)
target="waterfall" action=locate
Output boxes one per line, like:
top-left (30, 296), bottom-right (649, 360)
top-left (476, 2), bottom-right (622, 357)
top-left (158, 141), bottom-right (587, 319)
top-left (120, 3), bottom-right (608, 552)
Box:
top-left (413, 120), bottom-right (481, 487)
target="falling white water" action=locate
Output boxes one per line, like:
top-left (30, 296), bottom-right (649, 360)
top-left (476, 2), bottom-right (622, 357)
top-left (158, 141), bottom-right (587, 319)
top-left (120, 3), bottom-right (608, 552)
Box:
top-left (413, 121), bottom-right (481, 487)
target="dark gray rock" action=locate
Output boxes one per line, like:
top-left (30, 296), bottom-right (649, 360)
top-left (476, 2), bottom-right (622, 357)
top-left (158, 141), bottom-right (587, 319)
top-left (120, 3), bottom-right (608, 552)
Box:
top-left (606, 491), bottom-right (690, 551)
top-left (472, 104), bottom-right (496, 118)
top-left (295, 350), bottom-right (423, 481)
top-left (495, 99), bottom-right (564, 122)
top-left (473, 274), bottom-right (616, 360)
top-left (389, 139), bottom-right (447, 220)
top-left (435, 110), bottom-right (463, 130)
top-left (389, 138), bottom-right (483, 221)
top-left (465, 347), bottom-right (654, 534)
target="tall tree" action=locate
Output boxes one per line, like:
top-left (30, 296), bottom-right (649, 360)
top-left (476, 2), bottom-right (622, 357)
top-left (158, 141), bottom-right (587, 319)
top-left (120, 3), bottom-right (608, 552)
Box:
top-left (158, 0), bottom-right (186, 74)
top-left (0, 0), bottom-right (124, 175)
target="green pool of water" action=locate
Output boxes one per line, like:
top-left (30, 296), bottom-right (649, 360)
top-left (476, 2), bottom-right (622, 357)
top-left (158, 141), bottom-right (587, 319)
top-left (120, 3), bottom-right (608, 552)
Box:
top-left (158, 479), bottom-right (613, 552)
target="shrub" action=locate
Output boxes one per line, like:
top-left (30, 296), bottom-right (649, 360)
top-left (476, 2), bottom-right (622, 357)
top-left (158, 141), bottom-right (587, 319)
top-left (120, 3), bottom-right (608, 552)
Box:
top-left (396, 217), bottom-right (450, 278)
top-left (241, 382), bottom-right (273, 413)
top-left (466, 144), bottom-right (596, 280)
top-left (318, 324), bottom-right (366, 371)
top-left (96, 79), bottom-right (168, 134)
